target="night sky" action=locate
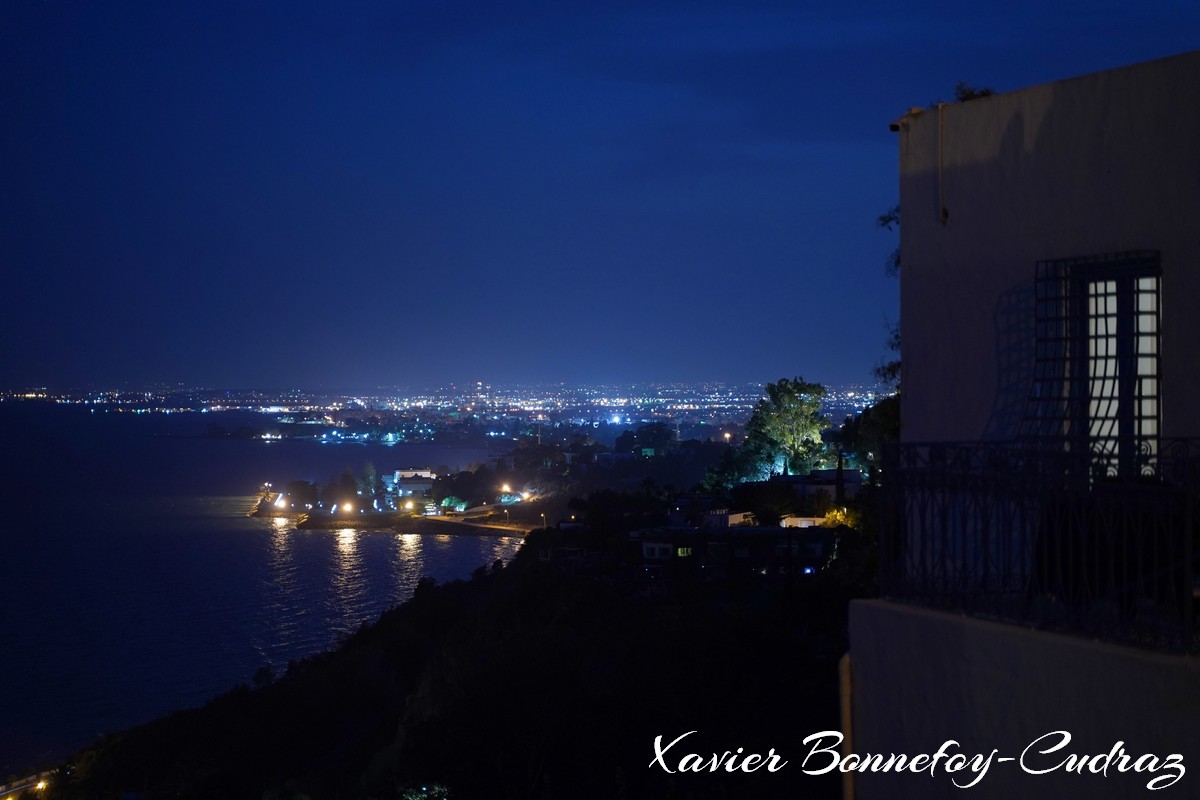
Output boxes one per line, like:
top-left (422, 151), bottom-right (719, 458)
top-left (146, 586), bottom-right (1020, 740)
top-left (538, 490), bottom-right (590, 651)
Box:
top-left (3, 2), bottom-right (1196, 391)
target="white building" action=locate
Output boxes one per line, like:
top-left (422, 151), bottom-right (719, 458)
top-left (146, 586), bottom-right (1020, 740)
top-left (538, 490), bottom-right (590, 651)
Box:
top-left (896, 50), bottom-right (1200, 449)
top-left (849, 51), bottom-right (1200, 800)
top-left (392, 468), bottom-right (437, 497)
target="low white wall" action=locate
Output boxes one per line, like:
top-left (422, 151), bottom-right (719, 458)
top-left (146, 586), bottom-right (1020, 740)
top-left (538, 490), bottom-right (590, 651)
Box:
top-left (846, 599), bottom-right (1200, 799)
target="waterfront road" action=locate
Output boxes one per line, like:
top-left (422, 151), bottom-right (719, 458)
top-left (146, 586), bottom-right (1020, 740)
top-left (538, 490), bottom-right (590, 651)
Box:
top-left (402, 514), bottom-right (534, 537)
top-left (1, 771), bottom-right (52, 799)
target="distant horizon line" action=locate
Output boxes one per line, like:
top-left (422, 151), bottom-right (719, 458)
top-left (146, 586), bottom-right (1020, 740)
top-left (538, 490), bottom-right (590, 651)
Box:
top-left (3, 378), bottom-right (892, 396)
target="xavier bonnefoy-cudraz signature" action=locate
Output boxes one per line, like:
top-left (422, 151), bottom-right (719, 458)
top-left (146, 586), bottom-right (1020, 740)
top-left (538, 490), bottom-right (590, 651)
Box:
top-left (649, 730), bottom-right (1185, 790)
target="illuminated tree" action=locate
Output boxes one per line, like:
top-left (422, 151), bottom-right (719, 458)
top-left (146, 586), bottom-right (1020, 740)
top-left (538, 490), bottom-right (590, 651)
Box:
top-left (746, 377), bottom-right (828, 475)
top-left (440, 495), bottom-right (467, 512)
top-left (359, 460), bottom-right (385, 499)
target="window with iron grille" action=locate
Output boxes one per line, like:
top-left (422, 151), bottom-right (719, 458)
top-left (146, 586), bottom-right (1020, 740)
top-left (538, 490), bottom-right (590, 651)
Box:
top-left (1021, 251), bottom-right (1161, 476)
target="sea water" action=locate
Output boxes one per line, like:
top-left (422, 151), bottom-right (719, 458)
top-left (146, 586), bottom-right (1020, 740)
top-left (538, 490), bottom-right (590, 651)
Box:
top-left (0, 404), bottom-right (521, 773)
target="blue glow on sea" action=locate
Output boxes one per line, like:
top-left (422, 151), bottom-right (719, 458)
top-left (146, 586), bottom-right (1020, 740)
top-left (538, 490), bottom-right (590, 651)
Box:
top-left (0, 404), bottom-right (521, 774)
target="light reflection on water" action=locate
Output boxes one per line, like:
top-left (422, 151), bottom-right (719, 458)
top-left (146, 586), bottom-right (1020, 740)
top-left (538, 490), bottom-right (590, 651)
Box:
top-left (0, 497), bottom-right (524, 774)
top-left (263, 518), bottom-right (301, 653)
top-left (0, 407), bottom-right (509, 773)
top-left (329, 528), bottom-right (367, 633)
top-left (248, 515), bottom-right (526, 649)
top-left (390, 534), bottom-right (425, 605)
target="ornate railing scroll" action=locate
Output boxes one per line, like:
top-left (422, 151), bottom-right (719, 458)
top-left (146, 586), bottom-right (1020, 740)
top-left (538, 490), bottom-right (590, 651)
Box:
top-left (881, 440), bottom-right (1200, 652)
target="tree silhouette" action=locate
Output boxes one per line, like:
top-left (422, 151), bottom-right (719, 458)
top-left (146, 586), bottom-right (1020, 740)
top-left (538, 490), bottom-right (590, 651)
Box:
top-left (746, 377), bottom-right (828, 475)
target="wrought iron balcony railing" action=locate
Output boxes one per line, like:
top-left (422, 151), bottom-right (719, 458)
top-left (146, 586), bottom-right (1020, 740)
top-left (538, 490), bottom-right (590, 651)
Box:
top-left (881, 440), bottom-right (1200, 652)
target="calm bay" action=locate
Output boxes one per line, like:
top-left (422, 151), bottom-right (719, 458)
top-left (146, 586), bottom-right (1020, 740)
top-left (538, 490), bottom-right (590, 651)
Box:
top-left (0, 404), bottom-right (521, 774)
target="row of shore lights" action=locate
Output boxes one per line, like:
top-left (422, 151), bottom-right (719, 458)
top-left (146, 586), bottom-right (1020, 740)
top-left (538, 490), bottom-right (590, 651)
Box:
top-left (267, 483), bottom-right (415, 514)
top-left (266, 482), bottom-right (547, 525)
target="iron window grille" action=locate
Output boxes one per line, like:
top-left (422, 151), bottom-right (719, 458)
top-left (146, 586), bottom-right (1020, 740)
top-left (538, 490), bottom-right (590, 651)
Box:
top-left (1022, 251), bottom-right (1162, 478)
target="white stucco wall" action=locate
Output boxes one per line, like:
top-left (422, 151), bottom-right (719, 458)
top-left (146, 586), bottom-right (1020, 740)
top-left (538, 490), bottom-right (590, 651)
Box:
top-left (848, 600), bottom-right (1200, 800)
top-left (898, 50), bottom-right (1200, 443)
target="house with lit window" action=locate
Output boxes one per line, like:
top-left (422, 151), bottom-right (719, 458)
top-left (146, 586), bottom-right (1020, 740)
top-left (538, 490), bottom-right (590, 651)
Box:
top-left (629, 525), bottom-right (838, 577)
top-left (847, 51), bottom-right (1200, 799)
top-left (393, 468), bottom-right (437, 497)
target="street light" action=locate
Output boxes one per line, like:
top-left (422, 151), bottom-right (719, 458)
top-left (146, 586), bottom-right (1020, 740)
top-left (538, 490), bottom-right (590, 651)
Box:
top-left (540, 512), bottom-right (546, 529)
top-left (504, 508), bottom-right (509, 524)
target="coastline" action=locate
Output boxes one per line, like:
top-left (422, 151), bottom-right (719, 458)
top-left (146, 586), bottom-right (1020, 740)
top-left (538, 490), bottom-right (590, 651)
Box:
top-left (294, 511), bottom-right (399, 529)
top-left (251, 501), bottom-right (530, 537)
top-left (395, 515), bottom-right (531, 538)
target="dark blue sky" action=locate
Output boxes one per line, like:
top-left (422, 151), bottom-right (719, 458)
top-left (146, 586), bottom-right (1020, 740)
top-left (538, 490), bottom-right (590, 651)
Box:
top-left (3, 2), bottom-right (1196, 391)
